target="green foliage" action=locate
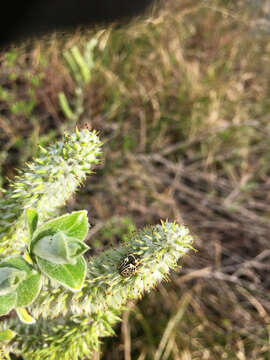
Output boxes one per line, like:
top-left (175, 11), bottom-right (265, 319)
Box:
top-left (0, 125), bottom-right (194, 358)
top-left (33, 232), bottom-right (88, 265)
top-left (58, 92), bottom-right (77, 121)
top-left (0, 87), bottom-right (14, 102)
top-left (4, 309), bottom-right (121, 359)
top-left (16, 307), bottom-right (36, 324)
top-left (0, 328), bottom-right (15, 342)
top-left (0, 267), bottom-right (26, 296)
top-left (0, 292), bottom-right (16, 317)
top-left (25, 209), bottom-right (38, 239)
top-left (30, 211), bottom-right (89, 247)
top-left (64, 39), bottom-right (97, 86)
top-left (59, 39), bottom-right (98, 123)
top-left (10, 98), bottom-right (36, 116)
top-left (1, 221), bottom-right (194, 358)
top-left (0, 51), bottom-right (42, 129)
top-left (36, 256), bottom-right (87, 292)
top-left (0, 256), bottom-right (41, 316)
top-left (26, 221), bottom-right (194, 320)
top-left (30, 211), bottom-right (89, 290)
top-left (0, 209), bottom-right (91, 323)
top-left (4, 50), bottom-right (18, 67)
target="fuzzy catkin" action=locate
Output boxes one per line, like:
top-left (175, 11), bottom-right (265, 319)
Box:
top-left (0, 129), bottom-right (102, 256)
top-left (29, 221), bottom-right (194, 319)
top-left (1, 222), bottom-right (194, 359)
top-left (2, 308), bottom-right (121, 360)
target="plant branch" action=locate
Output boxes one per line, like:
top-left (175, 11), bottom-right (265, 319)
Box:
top-left (0, 129), bottom-right (102, 256)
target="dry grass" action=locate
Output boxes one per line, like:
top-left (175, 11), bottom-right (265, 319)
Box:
top-left (0, 0), bottom-right (270, 359)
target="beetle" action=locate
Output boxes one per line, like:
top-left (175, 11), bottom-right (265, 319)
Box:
top-left (118, 254), bottom-right (138, 278)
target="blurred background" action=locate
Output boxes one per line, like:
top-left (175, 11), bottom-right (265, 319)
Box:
top-left (0, 0), bottom-right (270, 359)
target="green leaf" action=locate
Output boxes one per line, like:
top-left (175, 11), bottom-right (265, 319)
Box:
top-left (25, 208), bottom-right (38, 240)
top-left (16, 307), bottom-right (36, 324)
top-left (36, 256), bottom-right (87, 291)
top-left (0, 256), bottom-right (33, 273)
top-left (33, 231), bottom-right (89, 265)
top-left (0, 256), bottom-right (42, 307)
top-left (0, 291), bottom-right (16, 316)
top-left (0, 267), bottom-right (27, 295)
top-left (16, 271), bottom-right (41, 307)
top-left (31, 211), bottom-right (89, 251)
top-left (0, 328), bottom-right (16, 342)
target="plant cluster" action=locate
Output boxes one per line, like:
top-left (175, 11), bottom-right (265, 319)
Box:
top-left (0, 129), bottom-right (194, 359)
top-left (0, 210), bottom-right (90, 322)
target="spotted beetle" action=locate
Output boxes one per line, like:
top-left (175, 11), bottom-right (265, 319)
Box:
top-left (118, 254), bottom-right (138, 278)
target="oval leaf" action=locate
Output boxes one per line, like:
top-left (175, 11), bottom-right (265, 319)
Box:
top-left (16, 307), bottom-right (36, 324)
top-left (33, 232), bottom-right (89, 265)
top-left (16, 272), bottom-right (41, 307)
top-left (25, 208), bottom-right (38, 240)
top-left (0, 328), bottom-right (16, 342)
top-left (0, 267), bottom-right (26, 295)
top-left (0, 256), bottom-right (33, 273)
top-left (31, 211), bottom-right (89, 250)
top-left (0, 256), bottom-right (42, 307)
top-left (36, 256), bottom-right (87, 291)
top-left (0, 291), bottom-right (16, 316)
